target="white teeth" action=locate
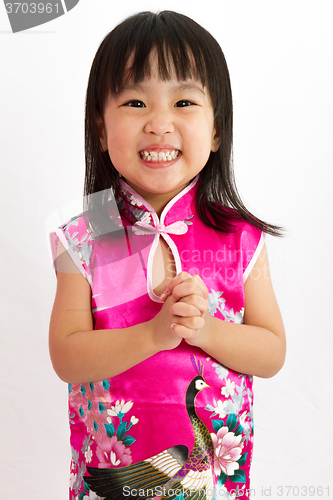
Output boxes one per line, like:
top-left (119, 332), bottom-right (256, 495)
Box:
top-left (140, 150), bottom-right (180, 162)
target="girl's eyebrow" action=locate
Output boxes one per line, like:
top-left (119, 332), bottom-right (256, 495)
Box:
top-left (120, 81), bottom-right (206, 96)
top-left (173, 83), bottom-right (206, 95)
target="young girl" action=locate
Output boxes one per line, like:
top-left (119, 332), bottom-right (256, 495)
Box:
top-left (50, 11), bottom-right (285, 500)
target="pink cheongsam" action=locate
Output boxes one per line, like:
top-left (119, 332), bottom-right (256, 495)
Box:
top-left (50, 175), bottom-right (265, 500)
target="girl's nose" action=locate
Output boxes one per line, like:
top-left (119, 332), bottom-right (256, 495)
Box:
top-left (144, 110), bottom-right (175, 135)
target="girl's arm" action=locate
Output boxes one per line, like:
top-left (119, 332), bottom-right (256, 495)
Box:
top-left (168, 244), bottom-right (286, 378)
top-left (49, 271), bottom-right (159, 383)
top-left (49, 245), bottom-right (195, 384)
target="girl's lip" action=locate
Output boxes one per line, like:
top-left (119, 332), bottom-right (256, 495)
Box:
top-left (138, 145), bottom-right (181, 154)
top-left (139, 144), bottom-right (180, 151)
top-left (138, 147), bottom-right (181, 165)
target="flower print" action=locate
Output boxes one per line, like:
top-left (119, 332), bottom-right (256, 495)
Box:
top-left (69, 472), bottom-right (77, 490)
top-left (214, 399), bottom-right (229, 419)
top-left (222, 307), bottom-right (244, 324)
top-left (184, 214), bottom-right (194, 226)
top-left (130, 415), bottom-right (139, 425)
top-left (83, 490), bottom-right (104, 500)
top-left (239, 411), bottom-right (247, 426)
top-left (72, 462), bottom-right (87, 495)
top-left (224, 400), bottom-right (237, 416)
top-left (129, 194), bottom-right (144, 207)
top-left (221, 379), bottom-right (235, 398)
top-left (212, 362), bottom-right (229, 381)
top-left (133, 207), bottom-right (147, 221)
top-left (210, 397), bottom-right (237, 418)
top-left (85, 445), bottom-right (93, 463)
top-left (110, 452), bottom-right (120, 466)
top-left (107, 399), bottom-right (133, 418)
top-left (79, 241), bottom-right (93, 266)
top-left (243, 426), bottom-right (251, 444)
top-left (211, 426), bottom-right (244, 476)
top-left (82, 434), bottom-right (94, 455)
top-left (234, 309), bottom-right (244, 324)
top-left (63, 220), bottom-right (94, 267)
top-left (69, 410), bottom-right (76, 426)
top-left (232, 383), bottom-right (247, 413)
top-left (140, 212), bottom-right (151, 224)
top-left (208, 290), bottom-right (225, 315)
top-left (109, 436), bottom-right (132, 467)
top-left (239, 411), bottom-right (252, 444)
top-left (71, 446), bottom-right (80, 467)
top-left (64, 227), bottom-right (79, 250)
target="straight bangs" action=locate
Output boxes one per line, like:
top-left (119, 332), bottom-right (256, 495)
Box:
top-left (96, 11), bottom-right (218, 112)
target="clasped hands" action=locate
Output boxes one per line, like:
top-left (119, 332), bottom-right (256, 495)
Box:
top-left (151, 272), bottom-right (213, 351)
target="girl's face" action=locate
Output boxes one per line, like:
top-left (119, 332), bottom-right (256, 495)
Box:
top-left (98, 55), bottom-right (220, 214)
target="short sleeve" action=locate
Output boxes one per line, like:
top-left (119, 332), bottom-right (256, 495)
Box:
top-left (241, 225), bottom-right (266, 282)
top-left (49, 214), bottom-right (94, 286)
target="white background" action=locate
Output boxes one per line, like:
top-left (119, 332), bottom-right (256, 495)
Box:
top-left (1, 1), bottom-right (332, 499)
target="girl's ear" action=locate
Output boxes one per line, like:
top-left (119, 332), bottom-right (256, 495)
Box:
top-left (97, 117), bottom-right (108, 152)
top-left (211, 126), bottom-right (221, 153)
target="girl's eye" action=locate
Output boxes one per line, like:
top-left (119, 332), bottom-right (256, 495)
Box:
top-left (174, 100), bottom-right (195, 107)
top-left (124, 100), bottom-right (145, 108)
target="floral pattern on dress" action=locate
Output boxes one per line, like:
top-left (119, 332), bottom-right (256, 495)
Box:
top-left (201, 357), bottom-right (253, 494)
top-left (60, 218), bottom-right (94, 267)
top-left (208, 290), bottom-right (244, 324)
top-left (208, 414), bottom-right (249, 488)
top-left (67, 380), bottom-right (141, 499)
top-left (78, 357), bottom-right (253, 500)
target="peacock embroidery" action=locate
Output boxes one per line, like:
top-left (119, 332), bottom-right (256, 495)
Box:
top-left (84, 356), bottom-right (215, 500)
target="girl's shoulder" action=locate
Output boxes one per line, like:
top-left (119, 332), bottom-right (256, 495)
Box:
top-left (58, 212), bottom-right (89, 233)
top-left (50, 213), bottom-right (94, 285)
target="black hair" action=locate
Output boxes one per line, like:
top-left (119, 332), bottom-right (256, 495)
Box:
top-left (84, 10), bottom-right (282, 236)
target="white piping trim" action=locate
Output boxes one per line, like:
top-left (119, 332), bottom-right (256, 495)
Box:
top-left (54, 228), bottom-right (93, 287)
top-left (243, 231), bottom-right (266, 282)
top-left (160, 176), bottom-right (198, 224)
top-left (162, 233), bottom-right (183, 274)
top-left (147, 232), bottom-right (184, 303)
top-left (146, 234), bottom-right (162, 302)
top-left (121, 177), bottom-right (198, 303)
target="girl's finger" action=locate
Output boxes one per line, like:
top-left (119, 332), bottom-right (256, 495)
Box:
top-left (171, 317), bottom-right (205, 337)
top-left (176, 295), bottom-right (208, 317)
top-left (170, 301), bottom-right (202, 318)
top-left (190, 275), bottom-right (209, 300)
top-left (159, 272), bottom-right (192, 301)
top-left (171, 280), bottom-right (207, 303)
top-left (180, 274), bottom-right (208, 300)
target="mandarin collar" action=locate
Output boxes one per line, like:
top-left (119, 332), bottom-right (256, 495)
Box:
top-left (117, 176), bottom-right (198, 230)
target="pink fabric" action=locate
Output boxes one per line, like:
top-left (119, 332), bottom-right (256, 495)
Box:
top-left (132, 220), bottom-right (189, 235)
top-left (50, 176), bottom-right (264, 500)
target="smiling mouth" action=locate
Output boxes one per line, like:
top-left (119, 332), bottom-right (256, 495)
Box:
top-left (139, 150), bottom-right (181, 162)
